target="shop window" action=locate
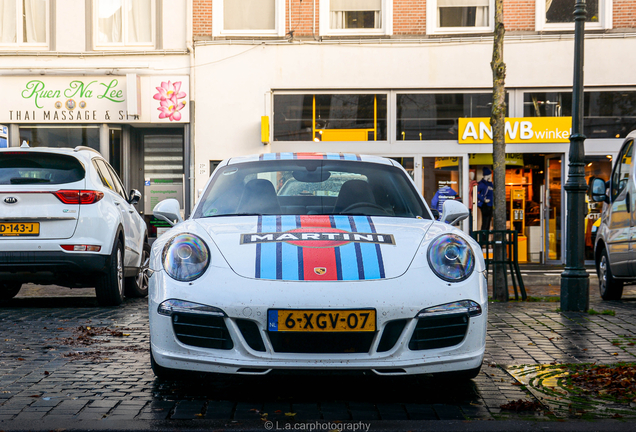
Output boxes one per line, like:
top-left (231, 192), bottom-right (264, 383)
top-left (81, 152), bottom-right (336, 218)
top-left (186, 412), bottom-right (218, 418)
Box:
top-left (584, 155), bottom-right (612, 260)
top-left (320, 0), bottom-right (392, 36)
top-left (397, 93), bottom-right (506, 141)
top-left (535, 0), bottom-right (610, 31)
top-left (524, 91), bottom-right (636, 138)
top-left (213, 0), bottom-right (284, 37)
top-left (0, 0), bottom-right (48, 49)
top-left (95, 0), bottom-right (154, 48)
top-left (427, 0), bottom-right (493, 35)
top-left (273, 93), bottom-right (387, 142)
top-left (19, 126), bottom-right (100, 150)
top-left (422, 157), bottom-right (462, 219)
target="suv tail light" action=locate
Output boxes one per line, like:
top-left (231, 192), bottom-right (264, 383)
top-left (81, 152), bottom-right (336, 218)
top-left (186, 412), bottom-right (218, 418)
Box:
top-left (53, 190), bottom-right (104, 204)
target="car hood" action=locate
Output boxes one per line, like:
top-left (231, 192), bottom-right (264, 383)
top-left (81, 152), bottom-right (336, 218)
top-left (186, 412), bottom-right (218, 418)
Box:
top-left (196, 215), bottom-right (434, 281)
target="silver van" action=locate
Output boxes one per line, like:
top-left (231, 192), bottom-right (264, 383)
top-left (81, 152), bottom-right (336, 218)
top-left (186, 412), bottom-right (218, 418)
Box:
top-left (590, 131), bottom-right (636, 300)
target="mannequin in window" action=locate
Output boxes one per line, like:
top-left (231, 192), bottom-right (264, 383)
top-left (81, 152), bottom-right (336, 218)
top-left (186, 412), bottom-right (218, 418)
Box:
top-left (477, 167), bottom-right (494, 231)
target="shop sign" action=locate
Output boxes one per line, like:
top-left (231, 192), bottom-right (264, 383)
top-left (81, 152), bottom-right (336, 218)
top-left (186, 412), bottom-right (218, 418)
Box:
top-left (458, 117), bottom-right (572, 144)
top-left (468, 153), bottom-right (525, 166)
top-left (1, 76), bottom-right (189, 124)
top-left (144, 180), bottom-right (184, 215)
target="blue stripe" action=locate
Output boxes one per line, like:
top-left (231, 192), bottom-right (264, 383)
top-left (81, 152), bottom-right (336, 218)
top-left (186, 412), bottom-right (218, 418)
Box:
top-left (279, 152), bottom-right (294, 160)
top-left (342, 153), bottom-right (358, 161)
top-left (261, 153), bottom-right (277, 161)
top-left (349, 217), bottom-right (366, 280)
top-left (296, 215), bottom-right (304, 280)
top-left (367, 217), bottom-right (386, 279)
top-left (352, 216), bottom-right (382, 280)
top-left (259, 216), bottom-right (277, 279)
top-left (329, 216), bottom-right (343, 280)
top-left (280, 215), bottom-right (300, 281)
top-left (332, 215), bottom-right (359, 281)
top-left (255, 216), bottom-right (262, 278)
top-left (275, 216), bottom-right (282, 280)
top-left (325, 153), bottom-right (340, 160)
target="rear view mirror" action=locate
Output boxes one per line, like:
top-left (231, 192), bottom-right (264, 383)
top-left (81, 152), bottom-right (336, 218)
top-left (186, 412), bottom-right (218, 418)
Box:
top-left (441, 200), bottom-right (469, 226)
top-left (590, 177), bottom-right (609, 203)
top-left (153, 198), bottom-right (183, 226)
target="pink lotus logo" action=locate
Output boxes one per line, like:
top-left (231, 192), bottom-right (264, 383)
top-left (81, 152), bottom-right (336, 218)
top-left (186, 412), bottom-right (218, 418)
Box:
top-left (153, 81), bottom-right (187, 121)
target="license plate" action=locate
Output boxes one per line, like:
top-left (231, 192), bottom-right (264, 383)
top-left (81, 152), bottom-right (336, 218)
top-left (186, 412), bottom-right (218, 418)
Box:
top-left (0, 222), bottom-right (40, 237)
top-left (268, 309), bottom-right (376, 332)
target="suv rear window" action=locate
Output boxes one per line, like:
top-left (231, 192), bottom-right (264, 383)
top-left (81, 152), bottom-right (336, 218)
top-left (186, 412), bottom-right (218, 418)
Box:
top-left (0, 152), bottom-right (85, 185)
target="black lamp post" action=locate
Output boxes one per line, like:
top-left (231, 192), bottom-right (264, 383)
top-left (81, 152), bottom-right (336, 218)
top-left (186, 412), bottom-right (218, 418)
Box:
top-left (560, 0), bottom-right (589, 311)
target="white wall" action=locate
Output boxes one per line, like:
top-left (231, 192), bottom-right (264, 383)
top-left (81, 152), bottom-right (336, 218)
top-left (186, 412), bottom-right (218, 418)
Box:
top-left (193, 37), bottom-right (636, 190)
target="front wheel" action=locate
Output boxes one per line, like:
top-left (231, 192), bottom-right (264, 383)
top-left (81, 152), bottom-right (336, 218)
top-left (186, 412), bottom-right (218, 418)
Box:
top-left (125, 242), bottom-right (151, 298)
top-left (0, 282), bottom-right (22, 301)
top-left (597, 248), bottom-right (623, 301)
top-left (95, 238), bottom-right (125, 306)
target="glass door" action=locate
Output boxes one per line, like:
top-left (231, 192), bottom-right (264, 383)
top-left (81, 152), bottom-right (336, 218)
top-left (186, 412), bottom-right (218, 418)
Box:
top-left (544, 155), bottom-right (563, 263)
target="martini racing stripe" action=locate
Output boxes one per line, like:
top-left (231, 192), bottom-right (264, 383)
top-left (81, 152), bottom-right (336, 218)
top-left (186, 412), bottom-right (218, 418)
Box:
top-left (258, 153), bottom-right (362, 161)
top-left (254, 215), bottom-right (387, 281)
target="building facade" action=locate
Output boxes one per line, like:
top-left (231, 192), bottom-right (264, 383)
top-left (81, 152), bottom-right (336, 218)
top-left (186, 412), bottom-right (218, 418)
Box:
top-left (0, 0), bottom-right (192, 237)
top-left (191, 0), bottom-right (636, 265)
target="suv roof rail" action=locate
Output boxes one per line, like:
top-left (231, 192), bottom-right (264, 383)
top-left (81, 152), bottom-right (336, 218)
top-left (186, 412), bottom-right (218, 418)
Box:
top-left (74, 146), bottom-right (102, 155)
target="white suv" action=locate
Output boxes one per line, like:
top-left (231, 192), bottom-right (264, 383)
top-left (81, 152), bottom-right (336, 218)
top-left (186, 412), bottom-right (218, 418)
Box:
top-left (0, 145), bottom-right (149, 306)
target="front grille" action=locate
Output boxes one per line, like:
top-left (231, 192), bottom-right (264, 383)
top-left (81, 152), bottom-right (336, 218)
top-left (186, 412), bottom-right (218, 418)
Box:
top-left (377, 319), bottom-right (407, 352)
top-left (268, 332), bottom-right (374, 354)
top-left (408, 313), bottom-right (469, 351)
top-left (172, 312), bottom-right (233, 350)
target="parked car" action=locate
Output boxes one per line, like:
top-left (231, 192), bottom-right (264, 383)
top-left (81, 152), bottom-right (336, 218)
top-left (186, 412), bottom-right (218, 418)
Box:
top-left (148, 153), bottom-right (487, 379)
top-left (0, 144), bottom-right (149, 306)
top-left (591, 131), bottom-right (636, 300)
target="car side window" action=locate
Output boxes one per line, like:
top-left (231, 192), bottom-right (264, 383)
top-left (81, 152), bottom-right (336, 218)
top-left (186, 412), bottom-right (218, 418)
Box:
top-left (93, 159), bottom-right (115, 192)
top-left (611, 140), bottom-right (633, 201)
top-left (106, 165), bottom-right (128, 201)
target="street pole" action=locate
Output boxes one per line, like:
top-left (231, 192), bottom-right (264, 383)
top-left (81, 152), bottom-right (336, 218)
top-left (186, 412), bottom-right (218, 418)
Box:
top-left (560, 0), bottom-right (589, 311)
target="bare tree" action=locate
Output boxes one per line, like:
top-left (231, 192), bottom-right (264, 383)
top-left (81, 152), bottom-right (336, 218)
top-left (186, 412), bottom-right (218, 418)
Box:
top-left (490, 0), bottom-right (508, 301)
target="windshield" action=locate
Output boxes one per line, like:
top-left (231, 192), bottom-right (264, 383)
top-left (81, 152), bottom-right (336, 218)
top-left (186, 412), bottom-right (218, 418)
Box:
top-left (194, 160), bottom-right (431, 219)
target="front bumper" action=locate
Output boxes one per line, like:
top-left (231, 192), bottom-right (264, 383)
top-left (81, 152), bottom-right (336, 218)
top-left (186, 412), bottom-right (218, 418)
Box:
top-left (149, 266), bottom-right (488, 376)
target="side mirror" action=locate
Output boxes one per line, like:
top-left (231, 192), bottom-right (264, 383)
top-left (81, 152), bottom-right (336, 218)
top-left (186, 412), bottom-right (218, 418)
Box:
top-left (128, 189), bottom-right (141, 205)
top-left (441, 200), bottom-right (469, 226)
top-left (153, 198), bottom-right (183, 226)
top-left (590, 177), bottom-right (609, 203)
top-left (430, 208), bottom-right (439, 220)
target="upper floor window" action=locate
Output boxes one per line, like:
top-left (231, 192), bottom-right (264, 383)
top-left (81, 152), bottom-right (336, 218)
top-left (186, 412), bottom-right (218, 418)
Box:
top-left (0, 0), bottom-right (48, 49)
top-left (95, 0), bottom-right (154, 48)
top-left (213, 0), bottom-right (285, 37)
top-left (535, 0), bottom-right (611, 31)
top-left (427, 0), bottom-right (494, 35)
top-left (320, 0), bottom-right (392, 36)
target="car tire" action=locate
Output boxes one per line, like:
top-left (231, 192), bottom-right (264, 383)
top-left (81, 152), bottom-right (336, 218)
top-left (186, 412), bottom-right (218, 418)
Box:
top-left (0, 282), bottom-right (22, 301)
top-left (125, 242), bottom-right (151, 298)
top-left (150, 349), bottom-right (182, 380)
top-left (598, 248), bottom-right (623, 301)
top-left (95, 237), bottom-right (125, 306)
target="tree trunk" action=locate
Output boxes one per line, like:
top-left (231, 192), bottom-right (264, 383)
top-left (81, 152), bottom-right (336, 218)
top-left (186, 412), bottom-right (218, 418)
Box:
top-left (491, 0), bottom-right (508, 302)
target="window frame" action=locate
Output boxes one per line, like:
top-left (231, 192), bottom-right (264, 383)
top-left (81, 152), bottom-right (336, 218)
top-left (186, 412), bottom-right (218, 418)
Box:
top-left (535, 0), bottom-right (612, 32)
top-left (212, 0), bottom-right (285, 38)
top-left (93, 0), bottom-right (156, 50)
top-left (319, 0), bottom-right (393, 37)
top-left (426, 0), bottom-right (494, 35)
top-left (0, 0), bottom-right (49, 50)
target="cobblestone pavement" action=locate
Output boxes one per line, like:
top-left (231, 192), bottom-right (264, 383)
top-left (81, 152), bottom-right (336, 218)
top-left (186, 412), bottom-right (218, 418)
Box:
top-left (0, 283), bottom-right (635, 431)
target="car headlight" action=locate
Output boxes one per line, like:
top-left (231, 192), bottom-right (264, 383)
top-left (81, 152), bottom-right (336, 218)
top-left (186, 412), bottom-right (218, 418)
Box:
top-left (162, 233), bottom-right (210, 282)
top-left (427, 234), bottom-right (475, 282)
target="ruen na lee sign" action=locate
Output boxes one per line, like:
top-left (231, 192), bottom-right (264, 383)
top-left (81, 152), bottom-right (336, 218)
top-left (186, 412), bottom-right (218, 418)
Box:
top-left (458, 117), bottom-right (572, 144)
top-left (1, 76), bottom-right (189, 124)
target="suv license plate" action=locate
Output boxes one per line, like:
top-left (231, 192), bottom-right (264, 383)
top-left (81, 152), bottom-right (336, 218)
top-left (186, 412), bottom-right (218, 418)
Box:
top-left (268, 309), bottom-right (376, 332)
top-left (0, 222), bottom-right (40, 236)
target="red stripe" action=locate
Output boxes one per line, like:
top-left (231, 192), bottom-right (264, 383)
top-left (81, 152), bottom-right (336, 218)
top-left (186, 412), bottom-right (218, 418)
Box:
top-left (299, 216), bottom-right (338, 281)
top-left (294, 152), bottom-right (324, 160)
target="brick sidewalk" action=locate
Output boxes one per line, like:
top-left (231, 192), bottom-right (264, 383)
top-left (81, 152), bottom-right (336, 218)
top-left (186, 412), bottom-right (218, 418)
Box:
top-left (0, 289), bottom-right (635, 430)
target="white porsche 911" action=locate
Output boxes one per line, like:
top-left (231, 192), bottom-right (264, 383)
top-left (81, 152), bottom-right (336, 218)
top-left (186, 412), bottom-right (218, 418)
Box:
top-left (148, 153), bottom-right (487, 379)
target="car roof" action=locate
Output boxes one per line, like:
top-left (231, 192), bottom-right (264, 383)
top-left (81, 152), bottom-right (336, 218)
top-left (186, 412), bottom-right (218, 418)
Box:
top-left (226, 153), bottom-right (396, 166)
top-left (0, 145), bottom-right (103, 160)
